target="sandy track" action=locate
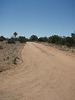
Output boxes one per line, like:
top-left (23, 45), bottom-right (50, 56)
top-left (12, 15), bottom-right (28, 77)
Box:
top-left (0, 42), bottom-right (75, 100)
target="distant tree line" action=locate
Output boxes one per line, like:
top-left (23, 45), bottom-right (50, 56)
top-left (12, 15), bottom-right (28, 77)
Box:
top-left (0, 32), bottom-right (75, 47)
top-left (29, 33), bottom-right (75, 47)
top-left (0, 36), bottom-right (27, 44)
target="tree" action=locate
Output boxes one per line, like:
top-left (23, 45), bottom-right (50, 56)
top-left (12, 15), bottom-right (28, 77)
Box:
top-left (19, 36), bottom-right (26, 43)
top-left (30, 35), bottom-right (38, 41)
top-left (58, 38), bottom-right (66, 45)
top-left (65, 37), bottom-right (74, 47)
top-left (71, 33), bottom-right (75, 38)
top-left (38, 37), bottom-right (48, 42)
top-left (48, 35), bottom-right (61, 44)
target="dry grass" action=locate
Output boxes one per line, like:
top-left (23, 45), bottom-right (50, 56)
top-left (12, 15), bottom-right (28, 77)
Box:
top-left (0, 41), bottom-right (24, 72)
top-left (40, 42), bottom-right (75, 55)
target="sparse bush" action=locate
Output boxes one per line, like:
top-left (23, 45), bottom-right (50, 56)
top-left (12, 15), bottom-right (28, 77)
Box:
top-left (65, 37), bottom-right (74, 47)
top-left (0, 38), bottom-right (3, 41)
top-left (58, 38), bottom-right (66, 45)
top-left (14, 38), bottom-right (19, 41)
top-left (48, 35), bottom-right (61, 44)
top-left (30, 35), bottom-right (38, 41)
top-left (26, 38), bottom-right (29, 41)
top-left (38, 37), bottom-right (48, 42)
top-left (71, 33), bottom-right (75, 38)
top-left (19, 36), bottom-right (26, 43)
top-left (0, 36), bottom-right (6, 41)
top-left (48, 35), bottom-right (75, 47)
top-left (66, 42), bottom-right (72, 47)
top-left (8, 39), bottom-right (15, 44)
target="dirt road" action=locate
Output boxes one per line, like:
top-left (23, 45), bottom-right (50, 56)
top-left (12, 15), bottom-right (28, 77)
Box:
top-left (0, 42), bottom-right (75, 100)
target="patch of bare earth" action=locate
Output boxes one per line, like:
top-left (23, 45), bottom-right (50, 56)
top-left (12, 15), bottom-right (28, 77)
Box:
top-left (0, 42), bottom-right (75, 100)
top-left (0, 41), bottom-right (24, 72)
top-left (40, 42), bottom-right (75, 56)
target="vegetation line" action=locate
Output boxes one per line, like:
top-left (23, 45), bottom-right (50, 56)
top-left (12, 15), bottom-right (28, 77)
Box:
top-left (0, 32), bottom-right (75, 47)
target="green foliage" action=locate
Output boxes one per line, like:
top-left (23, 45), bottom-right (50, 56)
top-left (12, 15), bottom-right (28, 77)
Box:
top-left (58, 38), bottom-right (66, 45)
top-left (0, 36), bottom-right (6, 41)
top-left (30, 35), bottom-right (38, 41)
top-left (19, 36), bottom-right (27, 43)
top-left (38, 37), bottom-right (48, 42)
top-left (7, 36), bottom-right (28, 44)
top-left (26, 38), bottom-right (29, 41)
top-left (14, 38), bottom-right (19, 41)
top-left (8, 39), bottom-right (15, 44)
top-left (0, 38), bottom-right (3, 41)
top-left (48, 35), bottom-right (62, 44)
top-left (71, 33), bottom-right (75, 38)
top-left (0, 32), bottom-right (75, 47)
top-left (48, 35), bottom-right (75, 47)
top-left (65, 37), bottom-right (74, 47)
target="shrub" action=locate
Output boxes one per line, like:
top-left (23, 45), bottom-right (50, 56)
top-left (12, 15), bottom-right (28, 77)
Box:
top-left (38, 37), bottom-right (48, 42)
top-left (65, 37), bottom-right (74, 47)
top-left (0, 36), bottom-right (6, 41)
top-left (71, 33), bottom-right (75, 38)
top-left (19, 36), bottom-right (26, 43)
top-left (48, 35), bottom-right (61, 44)
top-left (14, 38), bottom-right (19, 41)
top-left (30, 35), bottom-right (38, 41)
top-left (8, 39), bottom-right (15, 44)
top-left (58, 38), bottom-right (66, 45)
top-left (66, 42), bottom-right (72, 47)
top-left (0, 38), bottom-right (3, 41)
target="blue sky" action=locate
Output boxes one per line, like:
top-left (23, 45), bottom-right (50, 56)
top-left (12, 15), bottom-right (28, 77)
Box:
top-left (0, 0), bottom-right (75, 38)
